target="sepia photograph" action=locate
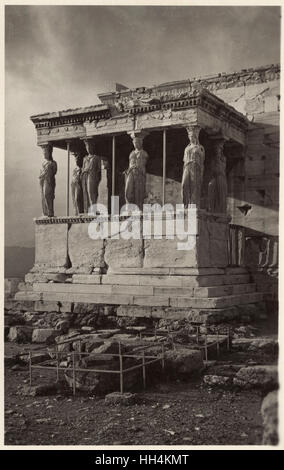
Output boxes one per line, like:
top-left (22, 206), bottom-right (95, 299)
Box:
top-left (3, 2), bottom-right (281, 449)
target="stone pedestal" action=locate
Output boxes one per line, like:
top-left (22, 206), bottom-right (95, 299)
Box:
top-left (14, 212), bottom-right (264, 323)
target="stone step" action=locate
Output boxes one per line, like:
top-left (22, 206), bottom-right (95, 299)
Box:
top-left (32, 281), bottom-right (256, 298)
top-left (117, 302), bottom-right (265, 322)
top-left (99, 273), bottom-right (251, 287)
top-left (39, 290), bottom-right (262, 309)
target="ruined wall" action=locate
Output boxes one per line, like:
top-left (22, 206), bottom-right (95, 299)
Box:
top-left (213, 71), bottom-right (279, 306)
top-left (143, 66), bottom-right (280, 305)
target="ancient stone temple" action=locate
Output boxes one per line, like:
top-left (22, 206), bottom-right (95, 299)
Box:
top-left (16, 63), bottom-right (279, 324)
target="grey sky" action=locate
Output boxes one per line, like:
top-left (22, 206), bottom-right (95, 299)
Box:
top-left (5, 5), bottom-right (280, 246)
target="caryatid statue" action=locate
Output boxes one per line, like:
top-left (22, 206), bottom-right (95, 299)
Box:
top-left (39, 143), bottom-right (57, 217)
top-left (208, 139), bottom-right (227, 214)
top-left (181, 126), bottom-right (205, 208)
top-left (125, 132), bottom-right (149, 210)
top-left (81, 139), bottom-right (101, 213)
top-left (71, 151), bottom-right (84, 215)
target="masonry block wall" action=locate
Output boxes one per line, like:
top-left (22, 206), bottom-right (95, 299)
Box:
top-left (213, 70), bottom-right (279, 307)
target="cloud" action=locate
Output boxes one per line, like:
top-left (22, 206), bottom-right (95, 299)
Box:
top-left (5, 5), bottom-right (280, 247)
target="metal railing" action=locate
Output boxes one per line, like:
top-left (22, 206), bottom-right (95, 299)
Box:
top-left (27, 326), bottom-right (231, 396)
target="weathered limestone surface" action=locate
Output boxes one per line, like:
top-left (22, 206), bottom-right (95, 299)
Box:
top-left (261, 391), bottom-right (278, 445)
top-left (104, 239), bottom-right (144, 270)
top-left (144, 237), bottom-right (198, 268)
top-left (32, 328), bottom-right (56, 344)
top-left (34, 224), bottom-right (68, 271)
top-left (165, 349), bottom-right (203, 376)
top-left (68, 223), bottom-right (105, 274)
top-left (233, 365), bottom-right (278, 390)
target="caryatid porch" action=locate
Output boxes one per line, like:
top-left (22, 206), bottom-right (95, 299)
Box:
top-left (16, 88), bottom-right (264, 322)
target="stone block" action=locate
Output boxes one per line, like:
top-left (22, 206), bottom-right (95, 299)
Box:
top-left (117, 305), bottom-right (151, 318)
top-left (233, 365), bottom-right (278, 390)
top-left (133, 296), bottom-right (169, 307)
top-left (5, 278), bottom-right (22, 297)
top-left (144, 237), bottom-right (198, 268)
top-left (209, 238), bottom-right (228, 267)
top-left (264, 96), bottom-right (279, 113)
top-left (34, 224), bottom-right (68, 270)
top-left (207, 220), bottom-right (228, 240)
top-left (68, 224), bottom-right (105, 274)
top-left (261, 391), bottom-right (278, 445)
top-left (33, 282), bottom-right (112, 294)
top-left (72, 274), bottom-right (101, 284)
top-left (32, 328), bottom-right (57, 344)
top-left (165, 349), bottom-right (203, 376)
top-left (41, 291), bottom-right (133, 305)
top-left (8, 326), bottom-right (33, 343)
top-left (112, 285), bottom-right (154, 296)
top-left (105, 392), bottom-right (137, 406)
top-left (34, 300), bottom-right (72, 313)
top-left (154, 286), bottom-right (193, 296)
top-left (14, 292), bottom-right (41, 301)
top-left (105, 239), bottom-right (144, 270)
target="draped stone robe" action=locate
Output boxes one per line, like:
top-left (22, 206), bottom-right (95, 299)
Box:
top-left (125, 149), bottom-right (148, 210)
top-left (39, 159), bottom-right (57, 217)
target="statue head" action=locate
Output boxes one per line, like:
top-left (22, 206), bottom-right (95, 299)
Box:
top-left (187, 126), bottom-right (200, 145)
top-left (73, 152), bottom-right (83, 168)
top-left (133, 137), bottom-right (143, 151)
top-left (41, 144), bottom-right (53, 160)
top-left (84, 139), bottom-right (95, 155)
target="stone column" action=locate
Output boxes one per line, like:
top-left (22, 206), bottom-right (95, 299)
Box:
top-left (97, 158), bottom-right (109, 210)
top-left (181, 125), bottom-right (205, 209)
top-left (39, 143), bottom-right (57, 217)
top-left (208, 138), bottom-right (228, 214)
top-left (82, 138), bottom-right (101, 213)
top-left (71, 149), bottom-right (84, 215)
top-left (125, 131), bottom-right (149, 210)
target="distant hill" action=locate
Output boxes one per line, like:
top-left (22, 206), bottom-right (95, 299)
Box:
top-left (5, 246), bottom-right (35, 278)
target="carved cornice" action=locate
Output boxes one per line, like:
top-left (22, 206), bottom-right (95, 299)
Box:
top-left (31, 105), bottom-right (111, 130)
top-left (99, 63), bottom-right (280, 106)
top-left (30, 63), bottom-right (276, 138)
top-left (34, 216), bottom-right (96, 224)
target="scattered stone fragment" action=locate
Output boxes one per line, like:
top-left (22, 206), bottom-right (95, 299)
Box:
top-left (19, 383), bottom-right (63, 397)
top-left (232, 337), bottom-right (278, 354)
top-left (35, 418), bottom-right (52, 424)
top-left (261, 390), bottom-right (278, 445)
top-left (165, 348), bottom-right (203, 377)
top-left (55, 320), bottom-right (70, 334)
top-left (18, 351), bottom-right (51, 364)
top-left (8, 326), bottom-right (33, 343)
top-left (105, 392), bottom-right (137, 406)
top-left (203, 375), bottom-right (230, 386)
top-left (32, 328), bottom-right (57, 344)
top-left (233, 365), bottom-right (278, 390)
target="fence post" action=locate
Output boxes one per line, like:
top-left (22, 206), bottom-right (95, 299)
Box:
top-left (79, 339), bottom-right (82, 361)
top-left (72, 352), bottom-right (76, 396)
top-left (216, 330), bottom-right (220, 357)
top-left (29, 351), bottom-right (32, 387)
top-left (205, 334), bottom-right (208, 363)
top-left (118, 342), bottom-right (124, 395)
top-left (227, 327), bottom-right (230, 351)
top-left (161, 343), bottom-right (165, 371)
top-left (56, 345), bottom-right (59, 382)
top-left (142, 351), bottom-right (146, 389)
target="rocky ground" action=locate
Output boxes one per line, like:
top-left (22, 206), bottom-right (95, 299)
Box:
top-left (5, 360), bottom-right (265, 446)
top-left (4, 316), bottom-right (279, 446)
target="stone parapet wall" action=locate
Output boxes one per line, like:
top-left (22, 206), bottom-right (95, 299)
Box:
top-left (31, 210), bottom-right (230, 275)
